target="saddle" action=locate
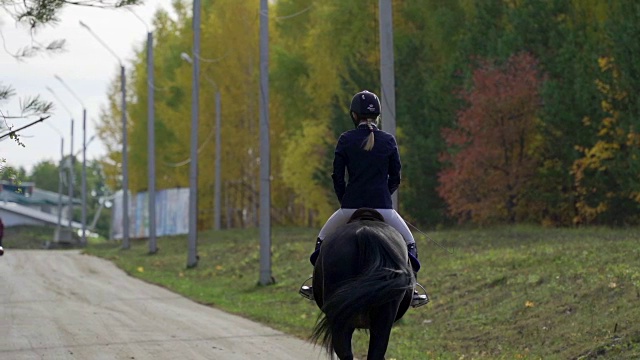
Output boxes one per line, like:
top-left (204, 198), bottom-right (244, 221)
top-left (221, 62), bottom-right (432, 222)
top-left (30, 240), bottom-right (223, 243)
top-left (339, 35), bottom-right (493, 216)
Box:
top-left (347, 208), bottom-right (385, 223)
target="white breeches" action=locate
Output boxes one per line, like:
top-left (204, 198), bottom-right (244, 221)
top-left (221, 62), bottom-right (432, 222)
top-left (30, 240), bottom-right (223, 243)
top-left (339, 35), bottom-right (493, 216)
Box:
top-left (317, 208), bottom-right (415, 245)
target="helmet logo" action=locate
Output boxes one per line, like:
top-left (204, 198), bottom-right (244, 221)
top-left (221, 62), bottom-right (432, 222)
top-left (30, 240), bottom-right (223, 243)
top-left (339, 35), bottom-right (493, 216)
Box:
top-left (361, 95), bottom-right (366, 99)
top-left (367, 104), bottom-right (376, 112)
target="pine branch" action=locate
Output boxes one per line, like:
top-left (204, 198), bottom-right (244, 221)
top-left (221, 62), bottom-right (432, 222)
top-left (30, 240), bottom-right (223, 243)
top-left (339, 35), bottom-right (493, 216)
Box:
top-left (6, 0), bottom-right (143, 30)
top-left (19, 96), bottom-right (55, 118)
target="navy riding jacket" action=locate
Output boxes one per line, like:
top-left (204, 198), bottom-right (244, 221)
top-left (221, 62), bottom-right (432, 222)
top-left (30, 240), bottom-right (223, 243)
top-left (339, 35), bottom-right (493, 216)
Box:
top-left (332, 124), bottom-right (401, 209)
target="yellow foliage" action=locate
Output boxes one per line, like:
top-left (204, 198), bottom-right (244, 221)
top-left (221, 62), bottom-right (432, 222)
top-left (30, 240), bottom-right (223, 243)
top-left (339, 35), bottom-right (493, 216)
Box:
top-left (597, 56), bottom-right (612, 72)
top-left (594, 79), bottom-right (609, 94)
top-left (573, 55), bottom-right (640, 224)
top-left (282, 122), bottom-right (335, 223)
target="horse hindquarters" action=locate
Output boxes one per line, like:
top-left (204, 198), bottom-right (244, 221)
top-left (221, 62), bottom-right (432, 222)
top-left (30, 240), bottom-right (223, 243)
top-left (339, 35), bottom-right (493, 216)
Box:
top-left (312, 221), bottom-right (413, 360)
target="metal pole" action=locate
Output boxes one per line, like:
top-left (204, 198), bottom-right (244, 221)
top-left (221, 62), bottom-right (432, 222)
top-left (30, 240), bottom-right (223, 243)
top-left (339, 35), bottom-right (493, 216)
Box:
top-left (379, 0), bottom-right (397, 210)
top-left (187, 0), bottom-right (201, 268)
top-left (51, 78), bottom-right (87, 244)
top-left (68, 119), bottom-right (74, 231)
top-left (147, 31), bottom-right (157, 254)
top-left (121, 65), bottom-right (130, 249)
top-left (79, 20), bottom-right (129, 248)
top-left (81, 109), bottom-right (87, 245)
top-left (259, 0), bottom-right (273, 285)
top-left (56, 138), bottom-right (64, 241)
top-left (214, 91), bottom-right (221, 230)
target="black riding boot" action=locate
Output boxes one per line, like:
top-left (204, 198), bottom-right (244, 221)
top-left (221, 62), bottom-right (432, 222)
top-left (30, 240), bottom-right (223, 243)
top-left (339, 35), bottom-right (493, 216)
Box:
top-left (299, 238), bottom-right (323, 301)
top-left (408, 243), bottom-right (429, 308)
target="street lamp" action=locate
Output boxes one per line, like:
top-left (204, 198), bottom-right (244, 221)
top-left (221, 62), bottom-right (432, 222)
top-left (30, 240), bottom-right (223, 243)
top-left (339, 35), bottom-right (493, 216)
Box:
top-left (181, 52), bottom-right (222, 231)
top-left (128, 9), bottom-right (157, 254)
top-left (186, 0), bottom-right (201, 268)
top-left (40, 97), bottom-right (65, 244)
top-left (379, 0), bottom-right (398, 210)
top-left (258, 0), bottom-right (273, 285)
top-left (54, 75), bottom-right (88, 246)
top-left (79, 20), bottom-right (130, 249)
top-left (45, 86), bottom-right (75, 236)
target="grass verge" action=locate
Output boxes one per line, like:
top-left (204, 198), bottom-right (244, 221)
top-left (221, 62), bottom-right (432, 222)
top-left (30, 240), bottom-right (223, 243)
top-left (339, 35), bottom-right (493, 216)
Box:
top-left (76, 226), bottom-right (640, 359)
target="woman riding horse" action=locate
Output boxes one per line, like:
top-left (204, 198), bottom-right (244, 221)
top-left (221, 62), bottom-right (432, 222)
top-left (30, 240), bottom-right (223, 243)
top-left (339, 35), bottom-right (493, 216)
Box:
top-left (299, 90), bottom-right (428, 307)
top-left (311, 209), bottom-right (415, 359)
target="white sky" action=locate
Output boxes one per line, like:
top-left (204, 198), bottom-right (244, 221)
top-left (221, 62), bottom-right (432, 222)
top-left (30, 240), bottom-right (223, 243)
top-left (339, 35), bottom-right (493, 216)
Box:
top-left (0, 0), bottom-right (176, 173)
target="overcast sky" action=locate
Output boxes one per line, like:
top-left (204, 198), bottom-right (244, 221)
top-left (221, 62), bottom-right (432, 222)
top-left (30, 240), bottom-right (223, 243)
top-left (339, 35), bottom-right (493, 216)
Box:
top-left (1, 0), bottom-right (176, 173)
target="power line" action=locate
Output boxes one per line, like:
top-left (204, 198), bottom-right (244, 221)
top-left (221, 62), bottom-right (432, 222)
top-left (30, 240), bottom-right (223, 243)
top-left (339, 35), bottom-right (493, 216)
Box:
top-left (259, 4), bottom-right (314, 21)
top-left (161, 124), bottom-right (216, 167)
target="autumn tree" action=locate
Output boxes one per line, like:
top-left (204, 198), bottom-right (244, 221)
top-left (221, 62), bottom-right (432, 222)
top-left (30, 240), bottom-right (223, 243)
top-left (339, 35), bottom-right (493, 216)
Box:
top-left (570, 2), bottom-right (640, 226)
top-left (126, 2), bottom-right (191, 194)
top-left (393, 0), bottom-right (469, 227)
top-left (572, 57), bottom-right (640, 225)
top-left (112, 0), bottom-right (272, 229)
top-left (274, 0), bottom-right (383, 226)
top-left (438, 52), bottom-right (543, 224)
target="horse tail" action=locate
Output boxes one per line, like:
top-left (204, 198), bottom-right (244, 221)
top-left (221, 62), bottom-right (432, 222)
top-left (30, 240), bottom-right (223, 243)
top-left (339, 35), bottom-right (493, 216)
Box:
top-left (311, 224), bottom-right (414, 353)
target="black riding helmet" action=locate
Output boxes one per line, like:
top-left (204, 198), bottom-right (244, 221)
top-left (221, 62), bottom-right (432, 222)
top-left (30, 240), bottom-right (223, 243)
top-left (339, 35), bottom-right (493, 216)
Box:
top-left (350, 90), bottom-right (380, 127)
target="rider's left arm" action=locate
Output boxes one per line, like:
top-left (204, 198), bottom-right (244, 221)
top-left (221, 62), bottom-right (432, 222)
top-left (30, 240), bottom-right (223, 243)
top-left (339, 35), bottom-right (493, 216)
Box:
top-left (387, 136), bottom-right (401, 195)
top-left (332, 136), bottom-right (348, 203)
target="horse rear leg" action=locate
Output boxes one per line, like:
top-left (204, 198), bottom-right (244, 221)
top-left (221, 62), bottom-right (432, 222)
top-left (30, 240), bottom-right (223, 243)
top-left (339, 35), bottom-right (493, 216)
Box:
top-left (331, 324), bottom-right (355, 360)
top-left (367, 302), bottom-right (400, 360)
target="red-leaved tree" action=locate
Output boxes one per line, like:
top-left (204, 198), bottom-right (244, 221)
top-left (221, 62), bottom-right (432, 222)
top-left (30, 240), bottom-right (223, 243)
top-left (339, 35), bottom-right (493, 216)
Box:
top-left (438, 52), bottom-right (543, 224)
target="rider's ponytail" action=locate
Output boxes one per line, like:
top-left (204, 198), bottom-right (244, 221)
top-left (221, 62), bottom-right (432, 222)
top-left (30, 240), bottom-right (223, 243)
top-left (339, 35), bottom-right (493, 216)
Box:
top-left (362, 119), bottom-right (375, 151)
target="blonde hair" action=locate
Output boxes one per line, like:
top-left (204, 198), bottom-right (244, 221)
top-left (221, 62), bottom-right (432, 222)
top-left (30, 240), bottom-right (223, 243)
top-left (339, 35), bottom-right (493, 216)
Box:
top-left (361, 118), bottom-right (378, 151)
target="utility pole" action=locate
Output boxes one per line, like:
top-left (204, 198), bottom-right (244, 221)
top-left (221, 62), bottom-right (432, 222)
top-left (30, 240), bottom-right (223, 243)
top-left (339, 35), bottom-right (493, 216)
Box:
top-left (120, 65), bottom-right (129, 249)
top-left (57, 138), bottom-right (64, 240)
top-left (379, 0), bottom-right (398, 210)
top-left (214, 92), bottom-right (221, 231)
top-left (147, 30), bottom-right (157, 254)
top-left (128, 8), bottom-right (157, 254)
top-left (68, 119), bottom-right (74, 231)
top-left (187, 0), bottom-right (201, 268)
top-left (259, 0), bottom-right (273, 286)
top-left (80, 20), bottom-right (129, 249)
top-left (82, 109), bottom-right (86, 245)
top-left (54, 76), bottom-right (88, 246)
top-left (45, 86), bottom-right (71, 243)
top-left (180, 52), bottom-right (222, 232)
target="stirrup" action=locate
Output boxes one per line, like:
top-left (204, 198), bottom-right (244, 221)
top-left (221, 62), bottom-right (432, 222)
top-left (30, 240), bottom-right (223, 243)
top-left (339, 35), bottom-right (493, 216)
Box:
top-left (299, 276), bottom-right (314, 301)
top-left (411, 283), bottom-right (430, 308)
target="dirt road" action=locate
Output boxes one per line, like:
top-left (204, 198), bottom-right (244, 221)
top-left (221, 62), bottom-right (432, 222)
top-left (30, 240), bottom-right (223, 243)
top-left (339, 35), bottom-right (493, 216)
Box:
top-left (0, 250), bottom-right (324, 359)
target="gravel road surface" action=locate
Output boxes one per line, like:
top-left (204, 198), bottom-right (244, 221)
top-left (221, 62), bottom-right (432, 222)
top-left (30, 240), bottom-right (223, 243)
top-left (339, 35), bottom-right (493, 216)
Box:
top-left (0, 250), bottom-right (324, 359)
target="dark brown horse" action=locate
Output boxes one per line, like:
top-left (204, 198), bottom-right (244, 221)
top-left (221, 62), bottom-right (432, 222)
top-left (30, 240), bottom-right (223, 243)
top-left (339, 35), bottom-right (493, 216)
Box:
top-left (311, 209), bottom-right (414, 360)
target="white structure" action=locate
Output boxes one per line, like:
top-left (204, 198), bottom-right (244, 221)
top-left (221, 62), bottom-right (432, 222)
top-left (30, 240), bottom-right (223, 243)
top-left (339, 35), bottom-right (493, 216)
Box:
top-left (0, 181), bottom-right (81, 230)
top-left (111, 188), bottom-right (189, 240)
top-left (0, 202), bottom-right (82, 229)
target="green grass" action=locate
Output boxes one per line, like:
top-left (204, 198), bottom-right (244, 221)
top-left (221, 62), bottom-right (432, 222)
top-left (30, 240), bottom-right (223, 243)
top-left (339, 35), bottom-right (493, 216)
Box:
top-left (2, 225), bottom-right (73, 249)
top-left (75, 226), bottom-right (640, 359)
